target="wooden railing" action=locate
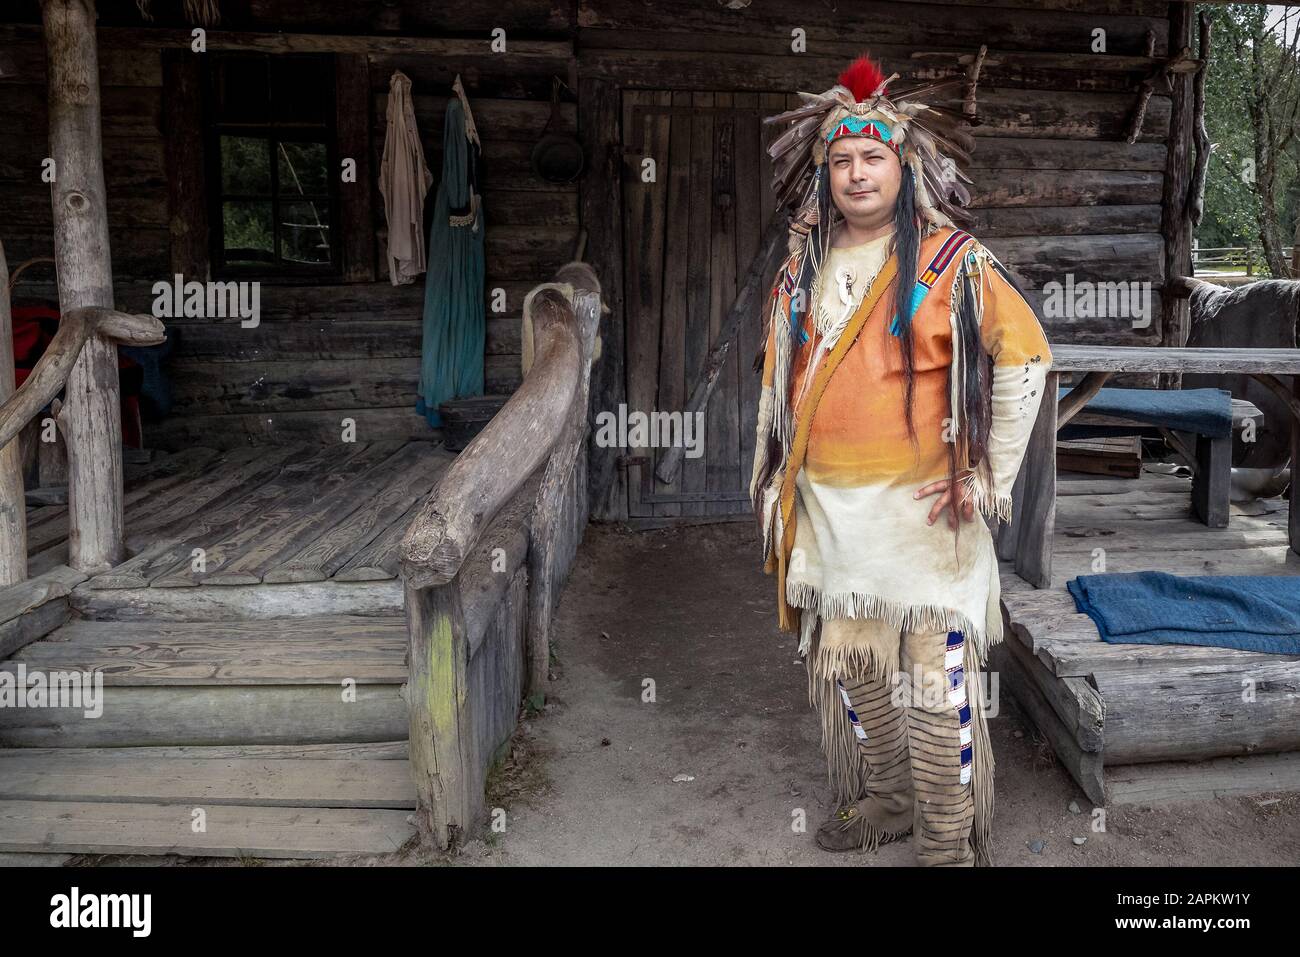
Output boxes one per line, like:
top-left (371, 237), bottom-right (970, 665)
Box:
top-left (1192, 245), bottom-right (1296, 277)
top-left (0, 240), bottom-right (164, 587)
top-left (398, 259), bottom-right (601, 849)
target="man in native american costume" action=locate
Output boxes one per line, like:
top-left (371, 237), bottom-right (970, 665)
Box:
top-left (750, 55), bottom-right (1053, 866)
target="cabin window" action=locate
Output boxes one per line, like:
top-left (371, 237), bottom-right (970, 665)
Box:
top-left (208, 53), bottom-right (338, 275)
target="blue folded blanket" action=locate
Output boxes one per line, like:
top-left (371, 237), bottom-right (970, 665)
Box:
top-left (1067, 571), bottom-right (1300, 654)
top-left (1057, 386), bottom-right (1233, 438)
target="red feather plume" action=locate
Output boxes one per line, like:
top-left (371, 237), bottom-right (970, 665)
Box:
top-left (837, 54), bottom-right (888, 102)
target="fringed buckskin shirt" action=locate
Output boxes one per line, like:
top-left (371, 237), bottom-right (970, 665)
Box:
top-left (750, 225), bottom-right (1053, 664)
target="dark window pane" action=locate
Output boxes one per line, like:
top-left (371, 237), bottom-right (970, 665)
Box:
top-left (213, 56), bottom-right (270, 124)
top-left (221, 136), bottom-right (272, 194)
top-left (223, 201), bottom-right (274, 263)
top-left (271, 56), bottom-right (331, 126)
top-left (280, 201), bottom-right (331, 264)
top-left (277, 141), bottom-right (328, 195)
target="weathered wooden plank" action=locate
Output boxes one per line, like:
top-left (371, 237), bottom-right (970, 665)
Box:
top-left (972, 169), bottom-right (1162, 209)
top-left (580, 75), bottom-right (628, 522)
top-left (0, 597), bottom-right (70, 660)
top-left (0, 684), bottom-right (406, 747)
top-left (0, 754), bottom-right (416, 808)
top-left (264, 443), bottom-right (454, 583)
top-left (50, 615), bottom-right (405, 644)
top-left (162, 49), bottom-right (207, 279)
top-left (1096, 657), bottom-right (1300, 764)
top-left (337, 52), bottom-right (376, 282)
top-left (0, 565), bottom-right (85, 624)
top-left (149, 443), bottom-right (403, 586)
top-left (87, 445), bottom-right (321, 588)
top-left (1106, 752), bottom-right (1300, 806)
top-left (71, 579), bottom-right (404, 622)
top-left (143, 408), bottom-right (442, 451)
top-left (1052, 344), bottom-right (1300, 374)
top-left (0, 800), bottom-right (414, 858)
top-left (971, 205), bottom-right (1163, 238)
top-left (333, 498), bottom-right (422, 582)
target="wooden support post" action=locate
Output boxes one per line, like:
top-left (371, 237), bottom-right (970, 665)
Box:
top-left (0, 242), bottom-right (24, 586)
top-left (404, 579), bottom-right (469, 850)
top-left (579, 77), bottom-right (628, 522)
top-left (1014, 370), bottom-right (1059, 588)
top-left (1292, 375), bottom-right (1300, 556)
top-left (527, 284), bottom-right (600, 696)
top-left (1159, 3), bottom-right (1195, 391)
top-left (42, 0), bottom-right (124, 573)
top-left (1191, 432), bottom-right (1231, 529)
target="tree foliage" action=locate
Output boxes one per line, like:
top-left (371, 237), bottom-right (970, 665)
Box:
top-left (1199, 4), bottom-right (1300, 277)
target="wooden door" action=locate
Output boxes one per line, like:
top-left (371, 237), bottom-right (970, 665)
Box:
top-left (620, 89), bottom-right (796, 521)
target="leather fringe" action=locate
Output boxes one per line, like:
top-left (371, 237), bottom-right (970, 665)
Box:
top-left (964, 633), bottom-right (997, 867)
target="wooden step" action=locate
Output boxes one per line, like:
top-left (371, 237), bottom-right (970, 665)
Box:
top-left (0, 616), bottom-right (408, 747)
top-left (0, 800), bottom-right (415, 858)
top-left (0, 750), bottom-right (416, 808)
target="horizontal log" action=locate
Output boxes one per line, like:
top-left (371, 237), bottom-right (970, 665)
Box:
top-left (0, 135), bottom-right (165, 188)
top-left (0, 35), bottom-right (163, 86)
top-left (377, 94), bottom-right (577, 144)
top-left (1, 84), bottom-right (162, 139)
top-left (1097, 657), bottom-right (1300, 764)
top-left (970, 169), bottom-right (1162, 209)
top-left (971, 205), bottom-right (1163, 237)
top-left (578, 0), bottom-right (1169, 56)
top-left (166, 354), bottom-right (518, 416)
top-left (169, 315), bottom-right (520, 362)
top-left (967, 137), bottom-right (1168, 171)
top-left (987, 233), bottom-right (1165, 288)
top-left (141, 408), bottom-right (442, 451)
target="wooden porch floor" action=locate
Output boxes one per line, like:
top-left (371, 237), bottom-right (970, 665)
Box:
top-left (26, 440), bottom-right (454, 587)
top-left (2, 440), bottom-right (459, 860)
top-left (997, 468), bottom-right (1300, 806)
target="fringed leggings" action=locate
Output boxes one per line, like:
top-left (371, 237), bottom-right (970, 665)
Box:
top-left (810, 616), bottom-right (993, 866)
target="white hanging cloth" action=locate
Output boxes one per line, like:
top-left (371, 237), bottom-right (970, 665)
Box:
top-left (379, 69), bottom-right (434, 285)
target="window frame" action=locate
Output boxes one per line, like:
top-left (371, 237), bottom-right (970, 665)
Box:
top-left (205, 52), bottom-right (342, 279)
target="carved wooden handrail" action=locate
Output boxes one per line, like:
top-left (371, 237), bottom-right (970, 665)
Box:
top-left (0, 305), bottom-right (166, 452)
top-left (399, 259), bottom-right (601, 850)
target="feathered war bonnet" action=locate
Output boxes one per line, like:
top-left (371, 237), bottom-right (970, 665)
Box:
top-left (765, 53), bottom-right (978, 231)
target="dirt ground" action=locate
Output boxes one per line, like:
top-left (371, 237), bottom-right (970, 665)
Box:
top-left (453, 521), bottom-right (1300, 868)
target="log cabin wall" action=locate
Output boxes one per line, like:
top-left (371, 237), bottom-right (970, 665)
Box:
top-left (0, 1), bottom-right (1189, 503)
top-left (0, 1), bottom-right (580, 450)
top-left (576, 0), bottom-right (1183, 520)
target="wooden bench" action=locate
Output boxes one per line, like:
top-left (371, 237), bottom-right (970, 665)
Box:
top-left (1004, 344), bottom-right (1300, 588)
top-left (1065, 394), bottom-right (1264, 527)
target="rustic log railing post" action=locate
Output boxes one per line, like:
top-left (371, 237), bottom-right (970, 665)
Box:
top-left (42, 0), bottom-right (125, 573)
top-left (0, 242), bottom-right (23, 586)
top-left (526, 263), bottom-right (601, 696)
top-left (400, 266), bottom-right (601, 849)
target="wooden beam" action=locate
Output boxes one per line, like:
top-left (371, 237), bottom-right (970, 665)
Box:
top-left (0, 243), bottom-right (23, 586)
top-left (578, 76), bottom-right (627, 522)
top-left (162, 49), bottom-right (208, 280)
top-left (41, 0), bottom-right (125, 574)
top-left (336, 53), bottom-right (376, 283)
top-left (1159, 2), bottom-right (1195, 390)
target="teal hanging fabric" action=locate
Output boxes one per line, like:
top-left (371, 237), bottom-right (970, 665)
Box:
top-left (417, 80), bottom-right (484, 427)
